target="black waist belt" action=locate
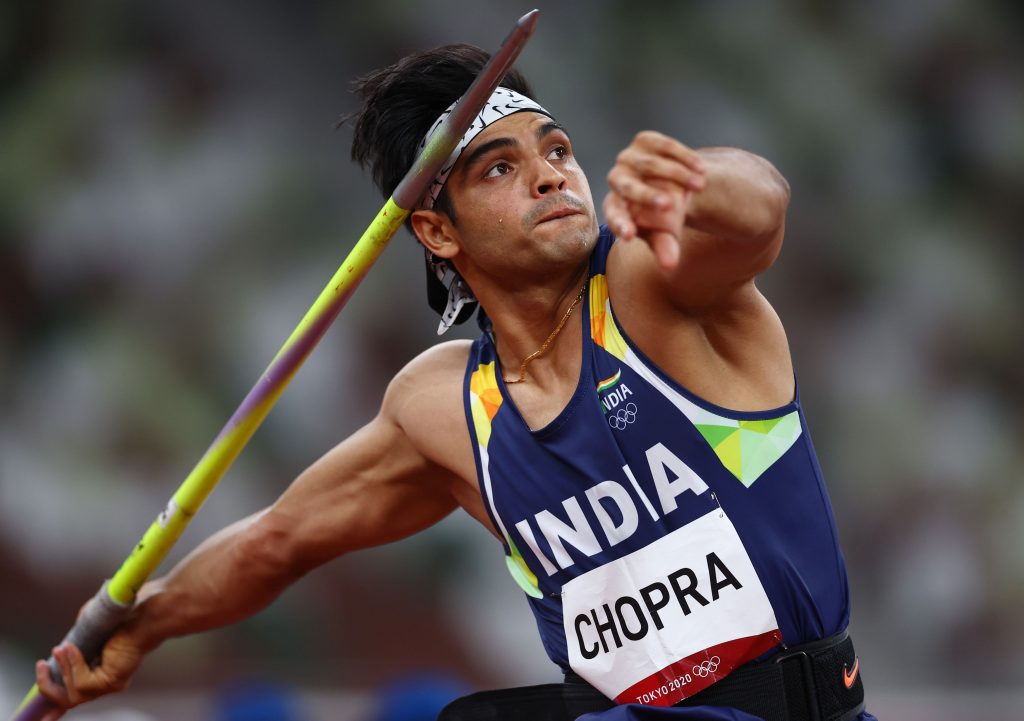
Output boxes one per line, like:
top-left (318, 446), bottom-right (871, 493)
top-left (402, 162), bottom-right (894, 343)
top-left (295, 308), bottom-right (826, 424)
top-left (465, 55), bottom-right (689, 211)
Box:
top-left (439, 631), bottom-right (866, 721)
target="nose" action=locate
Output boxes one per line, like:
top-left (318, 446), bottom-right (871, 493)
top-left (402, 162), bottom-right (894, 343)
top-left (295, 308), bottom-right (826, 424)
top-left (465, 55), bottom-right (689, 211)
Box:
top-left (532, 157), bottom-right (567, 198)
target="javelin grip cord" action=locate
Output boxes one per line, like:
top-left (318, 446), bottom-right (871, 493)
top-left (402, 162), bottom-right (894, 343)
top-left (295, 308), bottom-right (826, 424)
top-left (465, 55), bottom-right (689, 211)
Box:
top-left (45, 582), bottom-right (134, 681)
top-left (8, 9), bottom-right (539, 721)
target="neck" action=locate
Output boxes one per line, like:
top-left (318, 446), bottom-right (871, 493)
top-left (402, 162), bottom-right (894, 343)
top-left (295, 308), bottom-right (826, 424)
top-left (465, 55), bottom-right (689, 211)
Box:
top-left (477, 262), bottom-right (590, 386)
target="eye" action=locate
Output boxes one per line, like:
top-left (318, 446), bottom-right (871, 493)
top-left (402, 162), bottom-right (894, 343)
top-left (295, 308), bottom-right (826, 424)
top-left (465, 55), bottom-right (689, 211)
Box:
top-left (485, 161), bottom-right (512, 178)
top-left (548, 145), bottom-right (567, 161)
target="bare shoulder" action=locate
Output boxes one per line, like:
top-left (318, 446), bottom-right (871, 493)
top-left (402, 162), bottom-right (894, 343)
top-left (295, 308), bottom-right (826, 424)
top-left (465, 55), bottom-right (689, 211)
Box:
top-left (382, 339), bottom-right (475, 477)
top-left (385, 339), bottom-right (471, 412)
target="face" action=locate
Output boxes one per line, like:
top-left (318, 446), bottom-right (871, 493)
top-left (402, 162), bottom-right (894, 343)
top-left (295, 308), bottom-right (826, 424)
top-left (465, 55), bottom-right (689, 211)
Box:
top-left (430, 112), bottom-right (599, 284)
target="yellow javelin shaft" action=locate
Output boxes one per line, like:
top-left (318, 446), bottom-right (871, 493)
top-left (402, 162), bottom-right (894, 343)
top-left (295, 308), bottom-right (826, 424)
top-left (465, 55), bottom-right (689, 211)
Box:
top-left (9, 197), bottom-right (404, 721)
top-left (109, 197), bottom-right (406, 603)
top-left (10, 10), bottom-right (540, 721)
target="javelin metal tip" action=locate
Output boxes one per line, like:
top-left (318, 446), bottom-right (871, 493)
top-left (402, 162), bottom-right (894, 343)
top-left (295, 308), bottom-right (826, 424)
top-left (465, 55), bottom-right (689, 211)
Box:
top-left (517, 9), bottom-right (540, 31)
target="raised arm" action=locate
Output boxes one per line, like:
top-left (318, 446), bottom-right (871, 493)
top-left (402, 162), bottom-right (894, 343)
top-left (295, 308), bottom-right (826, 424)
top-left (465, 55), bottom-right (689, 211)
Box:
top-left (601, 134), bottom-right (795, 411)
top-left (35, 349), bottom-right (467, 711)
top-left (605, 133), bottom-right (790, 310)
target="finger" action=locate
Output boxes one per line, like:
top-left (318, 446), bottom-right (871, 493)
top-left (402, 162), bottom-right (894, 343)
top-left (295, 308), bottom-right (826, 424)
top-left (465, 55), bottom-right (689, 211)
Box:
top-left (64, 643), bottom-right (102, 702)
top-left (605, 193), bottom-right (638, 240)
top-left (53, 646), bottom-right (81, 705)
top-left (602, 192), bottom-right (636, 239)
top-left (607, 167), bottom-right (673, 209)
top-left (633, 131), bottom-right (706, 172)
top-left (619, 150), bottom-right (706, 192)
top-left (36, 659), bottom-right (70, 707)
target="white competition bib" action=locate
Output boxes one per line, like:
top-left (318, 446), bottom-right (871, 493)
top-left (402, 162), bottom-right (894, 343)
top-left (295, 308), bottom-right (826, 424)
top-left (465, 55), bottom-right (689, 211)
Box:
top-left (562, 509), bottom-right (781, 706)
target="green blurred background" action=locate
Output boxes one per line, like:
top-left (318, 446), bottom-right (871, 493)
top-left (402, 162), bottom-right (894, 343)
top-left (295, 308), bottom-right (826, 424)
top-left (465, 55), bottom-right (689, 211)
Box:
top-left (1, 1), bottom-right (1022, 719)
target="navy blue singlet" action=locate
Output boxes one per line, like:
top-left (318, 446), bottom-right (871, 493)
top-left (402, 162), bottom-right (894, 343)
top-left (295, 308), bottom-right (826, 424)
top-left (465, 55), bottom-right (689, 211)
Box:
top-left (463, 227), bottom-right (860, 715)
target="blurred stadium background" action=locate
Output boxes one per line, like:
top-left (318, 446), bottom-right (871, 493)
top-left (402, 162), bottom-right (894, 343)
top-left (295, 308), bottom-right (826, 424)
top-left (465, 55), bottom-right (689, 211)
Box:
top-left (1, 1), bottom-right (1022, 719)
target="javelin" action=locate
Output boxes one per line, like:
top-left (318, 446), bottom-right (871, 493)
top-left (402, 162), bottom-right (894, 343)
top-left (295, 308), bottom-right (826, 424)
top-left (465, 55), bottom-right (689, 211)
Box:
top-left (8, 9), bottom-right (540, 721)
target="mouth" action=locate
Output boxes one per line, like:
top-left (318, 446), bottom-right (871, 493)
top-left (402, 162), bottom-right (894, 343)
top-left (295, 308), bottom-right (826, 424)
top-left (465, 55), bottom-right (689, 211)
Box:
top-left (537, 207), bottom-right (582, 225)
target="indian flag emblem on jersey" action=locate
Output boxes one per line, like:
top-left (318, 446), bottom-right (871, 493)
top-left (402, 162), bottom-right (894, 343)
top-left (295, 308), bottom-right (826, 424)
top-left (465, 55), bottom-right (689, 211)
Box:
top-left (596, 369), bottom-right (634, 415)
top-left (596, 369), bottom-right (622, 393)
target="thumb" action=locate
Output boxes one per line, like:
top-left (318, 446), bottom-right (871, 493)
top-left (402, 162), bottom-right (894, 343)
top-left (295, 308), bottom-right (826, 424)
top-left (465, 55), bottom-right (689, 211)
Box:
top-left (40, 706), bottom-right (66, 721)
top-left (649, 231), bottom-right (681, 270)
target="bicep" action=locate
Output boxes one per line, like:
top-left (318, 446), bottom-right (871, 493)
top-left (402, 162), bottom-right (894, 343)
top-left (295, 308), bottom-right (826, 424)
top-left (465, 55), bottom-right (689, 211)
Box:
top-left (265, 413), bottom-right (458, 574)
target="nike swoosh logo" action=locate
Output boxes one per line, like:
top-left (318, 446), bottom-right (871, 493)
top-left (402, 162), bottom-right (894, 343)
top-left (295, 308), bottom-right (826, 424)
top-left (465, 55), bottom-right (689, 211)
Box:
top-left (843, 657), bottom-right (860, 689)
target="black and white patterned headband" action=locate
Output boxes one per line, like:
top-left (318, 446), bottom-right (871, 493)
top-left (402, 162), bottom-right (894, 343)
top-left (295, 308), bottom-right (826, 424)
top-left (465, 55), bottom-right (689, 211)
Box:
top-left (418, 86), bottom-right (552, 210)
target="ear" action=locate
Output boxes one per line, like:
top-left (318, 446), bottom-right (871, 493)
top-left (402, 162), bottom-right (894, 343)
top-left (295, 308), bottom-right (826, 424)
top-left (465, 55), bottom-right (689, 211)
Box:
top-left (410, 210), bottom-right (460, 260)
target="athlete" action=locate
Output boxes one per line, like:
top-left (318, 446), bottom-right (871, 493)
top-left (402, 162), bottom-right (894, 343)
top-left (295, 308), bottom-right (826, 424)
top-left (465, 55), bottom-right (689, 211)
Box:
top-left (35, 45), bottom-right (874, 721)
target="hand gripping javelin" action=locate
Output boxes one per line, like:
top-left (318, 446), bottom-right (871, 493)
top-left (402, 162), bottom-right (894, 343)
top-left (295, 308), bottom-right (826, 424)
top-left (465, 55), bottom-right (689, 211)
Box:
top-left (8, 10), bottom-right (540, 721)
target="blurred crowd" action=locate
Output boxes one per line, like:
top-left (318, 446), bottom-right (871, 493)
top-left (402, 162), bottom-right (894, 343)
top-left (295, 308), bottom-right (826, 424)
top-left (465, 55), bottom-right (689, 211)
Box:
top-left (1, 0), bottom-right (1022, 717)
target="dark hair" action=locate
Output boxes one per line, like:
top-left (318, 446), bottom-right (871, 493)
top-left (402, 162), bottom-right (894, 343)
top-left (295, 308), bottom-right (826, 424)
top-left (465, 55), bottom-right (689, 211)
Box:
top-left (345, 43), bottom-right (536, 225)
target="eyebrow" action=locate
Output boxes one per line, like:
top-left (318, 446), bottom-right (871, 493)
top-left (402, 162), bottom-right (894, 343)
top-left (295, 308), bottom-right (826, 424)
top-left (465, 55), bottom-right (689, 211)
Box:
top-left (461, 137), bottom-right (518, 175)
top-left (537, 120), bottom-right (567, 141)
top-left (460, 120), bottom-right (571, 175)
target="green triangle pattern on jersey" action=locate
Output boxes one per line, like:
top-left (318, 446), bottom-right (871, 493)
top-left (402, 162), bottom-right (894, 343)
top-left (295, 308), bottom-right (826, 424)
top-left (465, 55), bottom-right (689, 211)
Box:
top-left (695, 411), bottom-right (802, 487)
top-left (505, 537), bottom-right (543, 598)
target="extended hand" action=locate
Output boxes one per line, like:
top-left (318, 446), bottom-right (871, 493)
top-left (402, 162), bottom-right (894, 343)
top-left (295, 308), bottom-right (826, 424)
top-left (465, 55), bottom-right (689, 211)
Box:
top-left (603, 131), bottom-right (706, 269)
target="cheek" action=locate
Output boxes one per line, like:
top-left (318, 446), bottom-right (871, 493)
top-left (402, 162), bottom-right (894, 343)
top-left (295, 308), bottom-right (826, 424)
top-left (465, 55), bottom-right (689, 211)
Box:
top-left (469, 190), bottom-right (518, 223)
top-left (458, 193), bottom-right (520, 244)
top-left (567, 163), bottom-right (594, 200)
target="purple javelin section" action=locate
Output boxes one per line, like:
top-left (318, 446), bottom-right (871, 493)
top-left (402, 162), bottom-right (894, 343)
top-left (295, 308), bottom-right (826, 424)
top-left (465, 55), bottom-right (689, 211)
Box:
top-left (392, 9), bottom-right (539, 209)
top-left (12, 695), bottom-right (56, 721)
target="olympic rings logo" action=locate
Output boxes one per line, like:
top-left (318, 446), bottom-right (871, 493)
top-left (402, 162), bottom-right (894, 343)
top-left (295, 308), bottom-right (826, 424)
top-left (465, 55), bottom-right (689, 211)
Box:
top-left (608, 402), bottom-right (638, 430)
top-left (692, 656), bottom-right (721, 678)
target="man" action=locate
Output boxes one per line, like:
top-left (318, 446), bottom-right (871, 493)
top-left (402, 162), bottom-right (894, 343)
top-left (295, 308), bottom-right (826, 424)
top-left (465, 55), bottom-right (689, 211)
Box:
top-left (37, 45), bottom-right (873, 721)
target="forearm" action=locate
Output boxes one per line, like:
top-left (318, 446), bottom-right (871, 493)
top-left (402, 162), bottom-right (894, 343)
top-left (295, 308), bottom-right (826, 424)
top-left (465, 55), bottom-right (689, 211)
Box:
top-left (38, 384), bottom-right (462, 709)
top-left (684, 147), bottom-right (790, 244)
top-left (120, 509), bottom-right (299, 653)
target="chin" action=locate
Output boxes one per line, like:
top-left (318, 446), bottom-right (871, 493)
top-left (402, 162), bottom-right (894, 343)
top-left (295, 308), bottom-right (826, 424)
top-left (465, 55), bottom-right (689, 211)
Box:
top-left (567, 215), bottom-right (600, 249)
top-left (541, 222), bottom-right (598, 263)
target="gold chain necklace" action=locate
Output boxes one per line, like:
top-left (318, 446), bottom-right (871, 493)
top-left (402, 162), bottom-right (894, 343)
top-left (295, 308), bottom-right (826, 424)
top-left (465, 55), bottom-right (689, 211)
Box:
top-left (503, 281), bottom-right (588, 385)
